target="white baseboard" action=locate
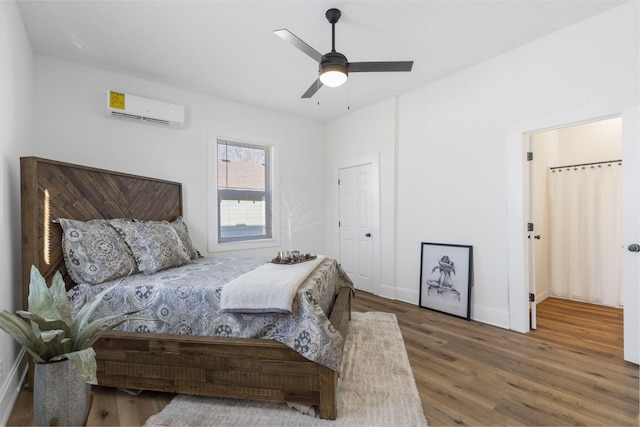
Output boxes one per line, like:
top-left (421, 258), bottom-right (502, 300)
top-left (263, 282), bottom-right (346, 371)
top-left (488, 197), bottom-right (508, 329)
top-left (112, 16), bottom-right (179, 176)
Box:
top-left (537, 290), bottom-right (550, 302)
top-left (377, 282), bottom-right (403, 301)
top-left (372, 285), bottom-right (510, 329)
top-left (0, 349), bottom-right (27, 426)
top-left (389, 286), bottom-right (419, 305)
top-left (470, 303), bottom-right (510, 330)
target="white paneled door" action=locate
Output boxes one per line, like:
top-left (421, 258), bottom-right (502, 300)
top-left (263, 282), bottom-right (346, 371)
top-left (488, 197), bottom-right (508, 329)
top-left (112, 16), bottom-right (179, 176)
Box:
top-left (339, 164), bottom-right (374, 293)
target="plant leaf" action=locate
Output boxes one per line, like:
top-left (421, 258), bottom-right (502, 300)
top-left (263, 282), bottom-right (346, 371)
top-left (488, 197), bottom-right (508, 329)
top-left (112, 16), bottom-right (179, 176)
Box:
top-left (0, 310), bottom-right (46, 362)
top-left (71, 282), bottom-right (120, 337)
top-left (17, 311), bottom-right (72, 336)
top-left (38, 329), bottom-right (65, 343)
top-left (27, 266), bottom-right (59, 321)
top-left (75, 310), bottom-right (145, 350)
top-left (50, 270), bottom-right (72, 325)
top-left (51, 347), bottom-right (97, 385)
top-left (36, 332), bottom-right (75, 361)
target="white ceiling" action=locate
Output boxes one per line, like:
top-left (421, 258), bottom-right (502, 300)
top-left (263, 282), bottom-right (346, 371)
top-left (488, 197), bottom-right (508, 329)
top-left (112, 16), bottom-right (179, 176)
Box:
top-left (17, 0), bottom-right (626, 123)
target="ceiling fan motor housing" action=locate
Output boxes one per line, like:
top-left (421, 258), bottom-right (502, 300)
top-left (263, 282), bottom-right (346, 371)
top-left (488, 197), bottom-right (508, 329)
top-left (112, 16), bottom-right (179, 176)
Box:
top-left (320, 51), bottom-right (348, 77)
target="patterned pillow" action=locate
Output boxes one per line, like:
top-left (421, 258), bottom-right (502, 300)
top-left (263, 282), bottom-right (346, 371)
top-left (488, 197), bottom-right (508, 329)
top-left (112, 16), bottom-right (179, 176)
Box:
top-left (108, 218), bottom-right (191, 274)
top-left (56, 218), bottom-right (139, 285)
top-left (170, 216), bottom-right (201, 260)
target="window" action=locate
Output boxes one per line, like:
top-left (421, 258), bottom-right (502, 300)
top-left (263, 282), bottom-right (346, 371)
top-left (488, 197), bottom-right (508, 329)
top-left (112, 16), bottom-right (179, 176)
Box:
top-left (208, 132), bottom-right (279, 252)
top-left (217, 139), bottom-right (271, 242)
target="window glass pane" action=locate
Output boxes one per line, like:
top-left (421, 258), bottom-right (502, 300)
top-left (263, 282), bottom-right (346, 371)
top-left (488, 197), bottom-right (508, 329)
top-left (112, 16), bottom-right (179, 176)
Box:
top-left (219, 196), bottom-right (267, 239)
top-left (217, 139), bottom-right (271, 243)
top-left (218, 143), bottom-right (265, 190)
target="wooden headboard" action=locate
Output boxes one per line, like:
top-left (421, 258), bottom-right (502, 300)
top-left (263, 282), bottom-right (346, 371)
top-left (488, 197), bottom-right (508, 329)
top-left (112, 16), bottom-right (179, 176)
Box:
top-left (20, 157), bottom-right (183, 309)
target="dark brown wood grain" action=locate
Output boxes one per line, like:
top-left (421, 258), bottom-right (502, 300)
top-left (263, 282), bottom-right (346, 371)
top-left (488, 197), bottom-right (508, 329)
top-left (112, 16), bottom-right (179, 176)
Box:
top-left (20, 157), bottom-right (182, 293)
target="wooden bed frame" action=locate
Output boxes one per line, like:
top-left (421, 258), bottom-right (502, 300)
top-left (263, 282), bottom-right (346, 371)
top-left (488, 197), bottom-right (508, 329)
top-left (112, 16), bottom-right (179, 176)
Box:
top-left (20, 156), bottom-right (351, 420)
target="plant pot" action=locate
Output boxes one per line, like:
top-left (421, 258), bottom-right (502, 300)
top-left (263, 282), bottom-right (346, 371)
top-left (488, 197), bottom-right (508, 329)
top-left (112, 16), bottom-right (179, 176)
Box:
top-left (34, 359), bottom-right (91, 426)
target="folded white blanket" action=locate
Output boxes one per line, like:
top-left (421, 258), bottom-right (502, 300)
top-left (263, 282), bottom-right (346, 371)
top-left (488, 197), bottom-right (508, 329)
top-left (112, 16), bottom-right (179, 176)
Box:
top-left (220, 255), bottom-right (327, 314)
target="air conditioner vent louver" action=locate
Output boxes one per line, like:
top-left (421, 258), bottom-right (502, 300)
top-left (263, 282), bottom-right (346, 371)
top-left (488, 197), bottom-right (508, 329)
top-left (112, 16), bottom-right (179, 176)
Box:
top-left (110, 111), bottom-right (171, 126)
top-left (106, 91), bottom-right (184, 129)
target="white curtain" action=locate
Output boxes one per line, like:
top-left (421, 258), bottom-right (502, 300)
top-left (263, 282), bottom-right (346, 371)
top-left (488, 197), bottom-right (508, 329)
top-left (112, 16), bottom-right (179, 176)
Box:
top-left (548, 162), bottom-right (623, 307)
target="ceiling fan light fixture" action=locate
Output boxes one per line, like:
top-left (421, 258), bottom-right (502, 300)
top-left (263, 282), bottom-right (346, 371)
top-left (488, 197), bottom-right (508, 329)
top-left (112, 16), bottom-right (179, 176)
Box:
top-left (320, 66), bottom-right (348, 87)
top-left (319, 51), bottom-right (349, 87)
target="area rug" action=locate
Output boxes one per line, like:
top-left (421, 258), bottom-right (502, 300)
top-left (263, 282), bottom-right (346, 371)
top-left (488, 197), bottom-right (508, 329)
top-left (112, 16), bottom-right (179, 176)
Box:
top-left (144, 311), bottom-right (428, 426)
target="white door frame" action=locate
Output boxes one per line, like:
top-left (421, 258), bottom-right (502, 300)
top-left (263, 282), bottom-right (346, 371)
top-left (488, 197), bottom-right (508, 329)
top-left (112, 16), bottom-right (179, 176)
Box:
top-left (335, 153), bottom-right (381, 295)
top-left (506, 93), bottom-right (639, 363)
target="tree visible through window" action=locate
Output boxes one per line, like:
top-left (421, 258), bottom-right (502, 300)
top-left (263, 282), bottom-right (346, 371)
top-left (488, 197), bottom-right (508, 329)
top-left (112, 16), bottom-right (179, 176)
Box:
top-left (217, 139), bottom-right (272, 243)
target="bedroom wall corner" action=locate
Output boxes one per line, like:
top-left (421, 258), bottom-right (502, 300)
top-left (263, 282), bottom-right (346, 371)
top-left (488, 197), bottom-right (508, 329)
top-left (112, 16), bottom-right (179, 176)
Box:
top-left (0, 1), bottom-right (34, 423)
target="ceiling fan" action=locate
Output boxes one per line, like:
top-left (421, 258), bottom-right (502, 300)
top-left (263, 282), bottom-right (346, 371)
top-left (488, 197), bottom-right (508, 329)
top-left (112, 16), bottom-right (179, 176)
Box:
top-left (274, 8), bottom-right (413, 98)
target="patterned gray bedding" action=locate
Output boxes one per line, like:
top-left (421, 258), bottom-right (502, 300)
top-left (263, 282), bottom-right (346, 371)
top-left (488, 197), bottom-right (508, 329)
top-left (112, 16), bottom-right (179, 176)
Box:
top-left (68, 256), bottom-right (353, 371)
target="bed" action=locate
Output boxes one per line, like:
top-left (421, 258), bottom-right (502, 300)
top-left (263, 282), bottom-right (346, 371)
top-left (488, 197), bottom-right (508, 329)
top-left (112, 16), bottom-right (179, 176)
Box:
top-left (20, 156), bottom-right (352, 420)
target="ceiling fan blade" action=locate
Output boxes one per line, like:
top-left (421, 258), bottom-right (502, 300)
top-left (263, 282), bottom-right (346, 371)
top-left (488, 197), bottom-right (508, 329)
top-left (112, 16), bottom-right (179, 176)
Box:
top-left (349, 61), bottom-right (414, 73)
top-left (274, 29), bottom-right (324, 63)
top-left (301, 78), bottom-right (323, 98)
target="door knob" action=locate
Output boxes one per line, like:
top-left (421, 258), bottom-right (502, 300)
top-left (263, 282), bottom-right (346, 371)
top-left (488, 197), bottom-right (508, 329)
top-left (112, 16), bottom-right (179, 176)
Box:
top-left (365, 233), bottom-right (371, 237)
top-left (628, 244), bottom-right (640, 252)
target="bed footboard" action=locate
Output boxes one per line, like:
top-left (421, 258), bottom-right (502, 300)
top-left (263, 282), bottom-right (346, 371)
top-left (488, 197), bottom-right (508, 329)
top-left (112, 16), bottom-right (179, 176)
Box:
top-left (93, 286), bottom-right (352, 420)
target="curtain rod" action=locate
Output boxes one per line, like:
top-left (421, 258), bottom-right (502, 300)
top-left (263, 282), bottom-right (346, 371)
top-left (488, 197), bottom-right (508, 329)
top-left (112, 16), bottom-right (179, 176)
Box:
top-left (550, 159), bottom-right (622, 171)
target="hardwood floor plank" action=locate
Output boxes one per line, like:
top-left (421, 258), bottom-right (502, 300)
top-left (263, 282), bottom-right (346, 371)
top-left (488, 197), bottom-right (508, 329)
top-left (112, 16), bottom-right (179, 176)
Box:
top-left (86, 388), bottom-right (121, 426)
top-left (7, 294), bottom-right (639, 426)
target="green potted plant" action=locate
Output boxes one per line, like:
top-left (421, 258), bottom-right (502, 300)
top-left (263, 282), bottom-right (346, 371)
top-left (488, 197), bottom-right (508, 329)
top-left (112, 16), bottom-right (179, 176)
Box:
top-left (0, 265), bottom-right (140, 426)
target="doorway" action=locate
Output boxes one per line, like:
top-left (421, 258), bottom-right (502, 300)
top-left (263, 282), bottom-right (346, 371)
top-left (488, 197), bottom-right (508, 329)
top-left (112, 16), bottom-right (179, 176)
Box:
top-left (506, 93), bottom-right (639, 364)
top-left (528, 118), bottom-right (623, 329)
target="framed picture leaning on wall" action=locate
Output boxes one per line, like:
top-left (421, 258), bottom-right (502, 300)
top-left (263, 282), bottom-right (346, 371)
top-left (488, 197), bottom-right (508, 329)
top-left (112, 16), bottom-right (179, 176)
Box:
top-left (419, 242), bottom-right (473, 320)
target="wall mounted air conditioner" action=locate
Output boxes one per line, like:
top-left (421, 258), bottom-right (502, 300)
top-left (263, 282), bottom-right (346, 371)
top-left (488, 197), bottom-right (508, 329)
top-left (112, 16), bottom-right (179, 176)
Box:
top-left (106, 91), bottom-right (185, 129)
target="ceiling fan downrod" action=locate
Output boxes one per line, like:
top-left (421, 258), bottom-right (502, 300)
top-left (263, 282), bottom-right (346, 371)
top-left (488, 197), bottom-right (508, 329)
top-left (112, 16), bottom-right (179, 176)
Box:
top-left (326, 8), bottom-right (341, 52)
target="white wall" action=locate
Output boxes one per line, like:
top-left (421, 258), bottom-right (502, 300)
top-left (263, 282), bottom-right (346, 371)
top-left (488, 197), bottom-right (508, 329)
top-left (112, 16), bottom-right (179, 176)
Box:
top-left (0, 1), bottom-right (34, 423)
top-left (327, 2), bottom-right (638, 328)
top-left (33, 55), bottom-right (326, 259)
top-left (556, 118), bottom-right (622, 165)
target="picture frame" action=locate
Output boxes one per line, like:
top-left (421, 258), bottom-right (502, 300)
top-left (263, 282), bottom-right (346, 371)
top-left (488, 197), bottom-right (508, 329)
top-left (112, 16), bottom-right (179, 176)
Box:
top-left (419, 242), bottom-right (473, 320)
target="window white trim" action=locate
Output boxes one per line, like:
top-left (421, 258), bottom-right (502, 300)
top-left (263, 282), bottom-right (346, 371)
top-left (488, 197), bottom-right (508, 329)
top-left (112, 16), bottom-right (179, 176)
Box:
top-left (207, 129), bottom-right (280, 253)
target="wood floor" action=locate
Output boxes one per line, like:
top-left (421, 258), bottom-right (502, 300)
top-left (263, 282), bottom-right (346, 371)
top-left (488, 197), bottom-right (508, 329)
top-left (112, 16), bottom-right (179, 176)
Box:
top-left (7, 293), bottom-right (639, 426)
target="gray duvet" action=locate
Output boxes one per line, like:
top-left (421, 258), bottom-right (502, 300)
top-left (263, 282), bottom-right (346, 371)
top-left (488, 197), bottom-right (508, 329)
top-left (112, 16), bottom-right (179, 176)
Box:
top-left (68, 256), bottom-right (353, 371)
